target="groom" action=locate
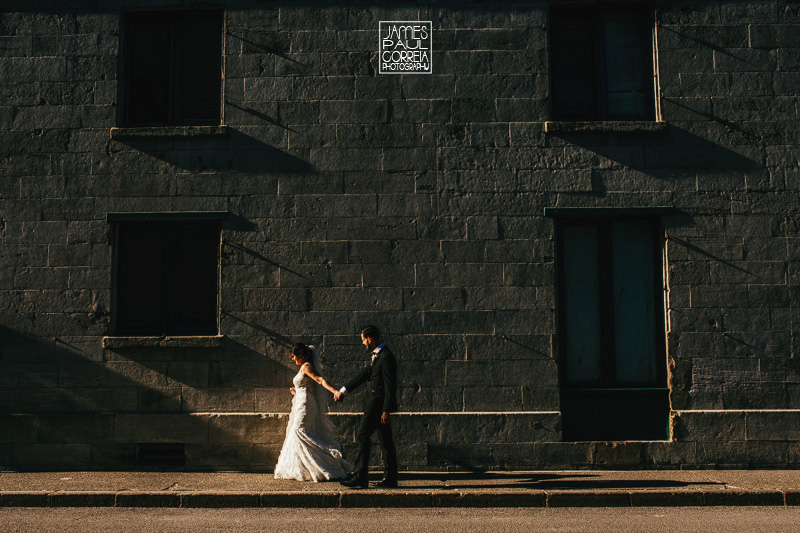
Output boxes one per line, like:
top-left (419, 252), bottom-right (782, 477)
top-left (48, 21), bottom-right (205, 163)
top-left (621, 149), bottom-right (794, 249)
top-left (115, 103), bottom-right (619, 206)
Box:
top-left (334, 325), bottom-right (398, 488)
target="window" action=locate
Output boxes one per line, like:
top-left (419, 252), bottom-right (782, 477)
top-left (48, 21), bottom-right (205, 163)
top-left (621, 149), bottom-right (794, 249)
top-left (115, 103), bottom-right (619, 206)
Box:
top-left (122, 10), bottom-right (223, 126)
top-left (549, 3), bottom-right (655, 121)
top-left (555, 216), bottom-right (668, 440)
top-left (112, 220), bottom-right (220, 336)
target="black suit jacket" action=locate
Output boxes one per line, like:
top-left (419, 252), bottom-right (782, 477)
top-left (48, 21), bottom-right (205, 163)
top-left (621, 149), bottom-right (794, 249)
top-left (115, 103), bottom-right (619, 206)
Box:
top-left (344, 347), bottom-right (398, 414)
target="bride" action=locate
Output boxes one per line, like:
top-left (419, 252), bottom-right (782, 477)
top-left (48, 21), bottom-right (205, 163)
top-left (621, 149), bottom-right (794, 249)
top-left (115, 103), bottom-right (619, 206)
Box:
top-left (274, 343), bottom-right (352, 481)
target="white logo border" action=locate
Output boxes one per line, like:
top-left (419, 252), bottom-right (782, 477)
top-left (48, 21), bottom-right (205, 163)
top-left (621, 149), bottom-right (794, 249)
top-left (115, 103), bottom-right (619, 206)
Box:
top-left (378, 20), bottom-right (433, 75)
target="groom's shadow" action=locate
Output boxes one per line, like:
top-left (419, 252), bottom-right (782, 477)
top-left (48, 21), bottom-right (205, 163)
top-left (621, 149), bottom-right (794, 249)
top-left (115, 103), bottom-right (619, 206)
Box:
top-left (401, 472), bottom-right (723, 491)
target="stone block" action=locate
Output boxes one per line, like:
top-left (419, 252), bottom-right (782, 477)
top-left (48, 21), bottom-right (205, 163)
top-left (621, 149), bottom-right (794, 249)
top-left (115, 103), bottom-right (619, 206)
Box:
top-left (261, 492), bottom-right (339, 508)
top-left (255, 388), bottom-right (294, 413)
top-left (673, 411), bottom-right (746, 441)
top-left (13, 444), bottom-right (91, 468)
top-left (76, 387), bottom-right (138, 412)
top-left (207, 413), bottom-right (287, 444)
top-left (181, 387), bottom-right (256, 412)
top-left (745, 411), bottom-right (800, 441)
top-left (340, 492), bottom-right (433, 508)
top-left (344, 169), bottom-right (417, 192)
top-left (375, 192), bottom-right (435, 216)
top-left (397, 386), bottom-right (463, 412)
top-left (658, 24), bottom-right (748, 49)
top-left (0, 414), bottom-right (36, 443)
top-left (424, 311), bottom-right (494, 334)
top-left (546, 491), bottom-right (631, 508)
top-left (463, 387), bottom-right (522, 411)
top-left (0, 388), bottom-right (76, 412)
top-left (242, 288), bottom-right (308, 311)
top-left (319, 100), bottom-right (387, 124)
top-left (643, 441), bottom-right (699, 467)
top-left (279, 6), bottom-right (347, 30)
top-left (389, 99), bottom-right (451, 123)
top-left (50, 492), bottom-right (116, 508)
top-left (0, 492), bottom-right (49, 507)
top-left (309, 287), bottom-right (402, 312)
top-left (403, 288), bottom-right (464, 311)
top-left (723, 383), bottom-right (787, 410)
top-left (363, 264), bottom-right (414, 287)
top-left (394, 360), bottom-right (446, 388)
top-left (444, 360), bottom-right (492, 387)
top-left (629, 491), bottom-right (705, 507)
top-left (250, 443), bottom-right (282, 468)
top-left (590, 442), bottom-right (647, 469)
top-left (115, 492), bottom-right (181, 508)
top-left (695, 441), bottom-right (787, 467)
top-left (102, 362), bottom-right (170, 389)
top-left (750, 24), bottom-right (800, 48)
top-left (17, 363), bottom-right (59, 387)
top-left (704, 490), bottom-right (785, 506)
top-left (348, 240), bottom-right (391, 264)
top-left (114, 414), bottom-right (209, 444)
top-left (465, 286), bottom-right (539, 311)
top-left (181, 492), bottom-right (261, 508)
top-left (37, 414), bottom-right (114, 444)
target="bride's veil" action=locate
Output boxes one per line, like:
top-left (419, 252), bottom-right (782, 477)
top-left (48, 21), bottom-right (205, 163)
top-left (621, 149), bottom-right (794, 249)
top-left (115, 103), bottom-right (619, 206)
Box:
top-left (308, 344), bottom-right (337, 438)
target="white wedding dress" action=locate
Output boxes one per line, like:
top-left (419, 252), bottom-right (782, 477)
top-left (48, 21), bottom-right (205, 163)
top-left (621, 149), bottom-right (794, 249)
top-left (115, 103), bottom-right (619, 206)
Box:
top-left (274, 349), bottom-right (351, 481)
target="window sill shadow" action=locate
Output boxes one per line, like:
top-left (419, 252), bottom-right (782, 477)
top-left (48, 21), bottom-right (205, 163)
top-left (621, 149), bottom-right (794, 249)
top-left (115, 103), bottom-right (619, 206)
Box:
top-left (544, 121), bottom-right (667, 134)
top-left (102, 335), bottom-right (225, 349)
top-left (109, 125), bottom-right (230, 140)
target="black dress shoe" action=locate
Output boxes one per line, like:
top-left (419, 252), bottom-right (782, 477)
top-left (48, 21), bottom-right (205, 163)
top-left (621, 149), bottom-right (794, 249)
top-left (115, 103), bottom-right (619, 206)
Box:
top-left (340, 475), bottom-right (368, 489)
top-left (371, 477), bottom-right (398, 488)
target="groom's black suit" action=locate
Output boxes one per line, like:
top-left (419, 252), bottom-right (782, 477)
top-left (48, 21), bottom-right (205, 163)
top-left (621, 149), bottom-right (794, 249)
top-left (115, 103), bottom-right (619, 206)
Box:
top-left (344, 346), bottom-right (398, 483)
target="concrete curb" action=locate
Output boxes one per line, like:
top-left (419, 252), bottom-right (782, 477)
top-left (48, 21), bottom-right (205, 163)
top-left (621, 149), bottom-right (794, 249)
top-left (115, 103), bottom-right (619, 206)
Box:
top-left (1, 489), bottom-right (798, 508)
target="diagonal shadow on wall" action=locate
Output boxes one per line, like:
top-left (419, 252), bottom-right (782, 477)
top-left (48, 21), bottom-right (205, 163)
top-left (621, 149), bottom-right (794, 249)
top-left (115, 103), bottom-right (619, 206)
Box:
top-left (546, 124), bottom-right (763, 193)
top-left (111, 129), bottom-right (314, 174)
top-left (0, 326), bottom-right (291, 471)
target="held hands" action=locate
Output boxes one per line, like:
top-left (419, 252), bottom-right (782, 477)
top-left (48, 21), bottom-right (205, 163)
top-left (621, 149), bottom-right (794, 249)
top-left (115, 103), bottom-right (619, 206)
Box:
top-left (381, 412), bottom-right (390, 425)
top-left (290, 387), bottom-right (296, 396)
top-left (333, 391), bottom-right (343, 402)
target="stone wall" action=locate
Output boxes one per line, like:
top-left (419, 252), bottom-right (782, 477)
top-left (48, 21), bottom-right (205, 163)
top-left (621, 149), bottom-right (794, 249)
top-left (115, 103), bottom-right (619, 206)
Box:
top-left (1, 0), bottom-right (799, 470)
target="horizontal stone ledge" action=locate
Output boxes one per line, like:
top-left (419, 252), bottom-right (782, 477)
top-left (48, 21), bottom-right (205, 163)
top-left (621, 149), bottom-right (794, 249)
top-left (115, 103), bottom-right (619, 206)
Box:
top-left (102, 336), bottom-right (225, 349)
top-left (544, 120), bottom-right (668, 134)
top-left (675, 410), bottom-right (800, 413)
top-left (109, 125), bottom-right (229, 139)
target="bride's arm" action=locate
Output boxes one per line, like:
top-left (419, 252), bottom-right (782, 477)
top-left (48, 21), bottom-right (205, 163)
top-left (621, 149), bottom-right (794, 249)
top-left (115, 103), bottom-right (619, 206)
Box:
top-left (301, 363), bottom-right (339, 395)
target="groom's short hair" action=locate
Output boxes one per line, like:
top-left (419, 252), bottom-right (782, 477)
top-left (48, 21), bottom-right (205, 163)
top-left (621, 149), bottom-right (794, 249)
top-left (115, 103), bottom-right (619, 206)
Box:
top-left (360, 325), bottom-right (380, 342)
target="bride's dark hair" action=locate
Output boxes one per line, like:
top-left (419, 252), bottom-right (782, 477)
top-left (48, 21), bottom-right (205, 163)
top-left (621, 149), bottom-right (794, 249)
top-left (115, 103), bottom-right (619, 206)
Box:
top-left (291, 343), bottom-right (313, 362)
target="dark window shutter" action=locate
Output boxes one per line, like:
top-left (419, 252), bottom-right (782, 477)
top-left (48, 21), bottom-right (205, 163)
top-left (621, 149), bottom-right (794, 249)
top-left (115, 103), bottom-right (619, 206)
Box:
top-left (173, 222), bottom-right (219, 335)
top-left (115, 222), bottom-right (219, 336)
top-left (125, 16), bottom-right (171, 125)
top-left (116, 222), bottom-right (171, 335)
top-left (176, 15), bottom-right (223, 124)
top-left (123, 10), bottom-right (222, 126)
top-left (549, 5), bottom-right (654, 121)
top-left (550, 12), bottom-right (597, 120)
top-left (603, 11), bottom-right (652, 119)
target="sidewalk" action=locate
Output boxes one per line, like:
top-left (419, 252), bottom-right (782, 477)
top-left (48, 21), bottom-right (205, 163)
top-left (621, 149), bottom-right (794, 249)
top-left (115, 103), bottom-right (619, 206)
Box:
top-left (1, 470), bottom-right (799, 508)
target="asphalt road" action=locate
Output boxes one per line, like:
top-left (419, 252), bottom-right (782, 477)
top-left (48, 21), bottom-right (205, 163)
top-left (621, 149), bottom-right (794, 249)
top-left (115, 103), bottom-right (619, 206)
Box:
top-left (2, 507), bottom-right (800, 532)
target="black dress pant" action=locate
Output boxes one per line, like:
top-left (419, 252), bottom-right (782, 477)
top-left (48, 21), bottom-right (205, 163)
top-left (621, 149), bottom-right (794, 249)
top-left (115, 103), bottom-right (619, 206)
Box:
top-left (354, 400), bottom-right (397, 481)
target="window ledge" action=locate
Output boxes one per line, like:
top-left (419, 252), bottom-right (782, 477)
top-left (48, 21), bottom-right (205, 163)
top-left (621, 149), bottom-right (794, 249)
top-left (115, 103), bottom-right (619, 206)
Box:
top-left (544, 121), bottom-right (667, 134)
top-left (102, 335), bottom-right (224, 349)
top-left (109, 125), bottom-right (229, 140)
